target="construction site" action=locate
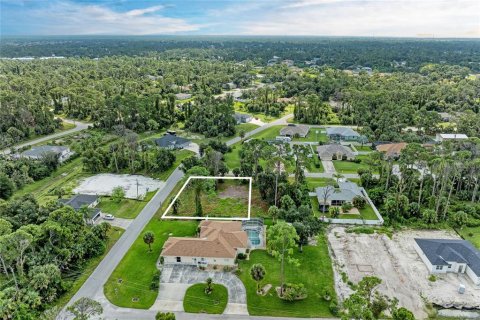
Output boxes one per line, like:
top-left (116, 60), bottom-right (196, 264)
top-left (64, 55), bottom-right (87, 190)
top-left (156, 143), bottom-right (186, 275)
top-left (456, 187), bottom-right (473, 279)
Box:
top-left (328, 227), bottom-right (480, 319)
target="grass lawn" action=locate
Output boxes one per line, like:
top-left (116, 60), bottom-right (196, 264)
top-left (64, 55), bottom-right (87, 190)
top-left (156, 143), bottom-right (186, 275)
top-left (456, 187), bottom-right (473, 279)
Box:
top-left (104, 220), bottom-right (198, 308)
top-left (224, 145), bottom-right (242, 169)
top-left (305, 178), bottom-right (335, 191)
top-left (293, 131), bottom-right (328, 143)
top-left (305, 156), bottom-right (324, 173)
top-left (333, 160), bottom-right (371, 174)
top-left (171, 179), bottom-right (268, 218)
top-left (183, 283), bottom-right (228, 314)
top-left (457, 226), bottom-right (480, 249)
top-left (250, 125), bottom-right (283, 140)
top-left (97, 192), bottom-right (155, 219)
top-left (237, 233), bottom-right (335, 317)
top-left (355, 145), bottom-right (373, 152)
top-left (54, 226), bottom-right (124, 308)
top-left (235, 104), bottom-right (294, 123)
top-left (359, 205), bottom-right (379, 220)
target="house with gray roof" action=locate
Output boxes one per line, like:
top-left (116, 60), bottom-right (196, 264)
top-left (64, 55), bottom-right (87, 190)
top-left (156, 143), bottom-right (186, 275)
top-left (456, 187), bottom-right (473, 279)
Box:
top-left (316, 181), bottom-right (363, 207)
top-left (280, 124), bottom-right (310, 138)
top-left (155, 134), bottom-right (190, 150)
top-left (317, 144), bottom-right (355, 160)
top-left (59, 194), bottom-right (101, 224)
top-left (414, 239), bottom-right (480, 285)
top-left (234, 113), bottom-right (253, 124)
top-left (326, 127), bottom-right (361, 142)
top-left (19, 145), bottom-right (73, 163)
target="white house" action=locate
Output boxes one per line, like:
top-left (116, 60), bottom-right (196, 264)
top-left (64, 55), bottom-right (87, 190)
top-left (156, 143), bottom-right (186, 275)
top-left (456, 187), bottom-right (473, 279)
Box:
top-left (414, 238), bottom-right (480, 285)
top-left (59, 194), bottom-right (102, 224)
top-left (161, 221), bottom-right (248, 267)
top-left (19, 145), bottom-right (73, 163)
top-left (435, 133), bottom-right (469, 143)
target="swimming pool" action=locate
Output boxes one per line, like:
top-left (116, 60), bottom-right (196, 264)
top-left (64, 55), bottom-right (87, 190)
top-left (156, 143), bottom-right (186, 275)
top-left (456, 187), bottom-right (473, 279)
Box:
top-left (247, 229), bottom-right (261, 246)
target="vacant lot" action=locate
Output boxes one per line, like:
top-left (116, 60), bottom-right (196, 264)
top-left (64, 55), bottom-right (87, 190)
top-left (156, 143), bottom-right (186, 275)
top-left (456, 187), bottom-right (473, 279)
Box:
top-left (328, 227), bottom-right (480, 318)
top-left (168, 178), bottom-right (268, 218)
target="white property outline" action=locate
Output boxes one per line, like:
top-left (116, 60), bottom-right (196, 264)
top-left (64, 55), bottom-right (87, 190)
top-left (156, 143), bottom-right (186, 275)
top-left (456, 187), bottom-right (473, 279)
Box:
top-left (161, 176), bottom-right (253, 221)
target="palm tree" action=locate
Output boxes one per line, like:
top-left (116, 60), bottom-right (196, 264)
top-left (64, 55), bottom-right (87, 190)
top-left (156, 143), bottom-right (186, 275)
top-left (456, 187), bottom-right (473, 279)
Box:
top-left (333, 173), bottom-right (344, 184)
top-left (250, 264), bottom-right (266, 293)
top-left (191, 179), bottom-right (206, 216)
top-left (143, 231), bottom-right (155, 252)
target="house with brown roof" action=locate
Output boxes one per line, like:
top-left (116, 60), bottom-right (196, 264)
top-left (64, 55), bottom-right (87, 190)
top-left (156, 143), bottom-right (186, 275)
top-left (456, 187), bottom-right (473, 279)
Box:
top-left (376, 142), bottom-right (407, 159)
top-left (160, 221), bottom-right (248, 267)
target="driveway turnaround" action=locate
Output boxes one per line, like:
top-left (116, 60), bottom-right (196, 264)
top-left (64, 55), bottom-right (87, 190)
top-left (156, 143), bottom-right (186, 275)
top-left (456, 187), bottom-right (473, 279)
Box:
top-left (153, 265), bottom-right (248, 315)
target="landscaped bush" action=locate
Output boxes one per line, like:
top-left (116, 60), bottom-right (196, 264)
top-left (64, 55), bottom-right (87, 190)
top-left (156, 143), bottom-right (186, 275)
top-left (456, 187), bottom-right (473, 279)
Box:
top-left (237, 253), bottom-right (247, 260)
top-left (150, 270), bottom-right (161, 290)
top-left (341, 202), bottom-right (353, 212)
top-left (352, 196), bottom-right (366, 209)
top-left (329, 299), bottom-right (339, 316)
top-left (279, 283), bottom-right (308, 301)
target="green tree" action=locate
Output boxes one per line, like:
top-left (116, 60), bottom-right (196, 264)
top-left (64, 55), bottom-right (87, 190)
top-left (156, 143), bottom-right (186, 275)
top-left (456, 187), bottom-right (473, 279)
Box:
top-left (111, 186), bottom-right (125, 203)
top-left (250, 263), bottom-right (266, 293)
top-left (67, 297), bottom-right (103, 320)
top-left (268, 205), bottom-right (279, 224)
top-left (143, 231), bottom-right (155, 252)
top-left (156, 312), bottom-right (176, 320)
top-left (266, 222), bottom-right (299, 295)
top-left (0, 173), bottom-right (15, 200)
top-left (205, 277), bottom-right (213, 294)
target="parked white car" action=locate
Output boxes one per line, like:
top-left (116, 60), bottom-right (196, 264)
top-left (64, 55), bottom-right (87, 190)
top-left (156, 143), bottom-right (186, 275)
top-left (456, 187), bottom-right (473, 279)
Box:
top-left (103, 214), bottom-right (115, 220)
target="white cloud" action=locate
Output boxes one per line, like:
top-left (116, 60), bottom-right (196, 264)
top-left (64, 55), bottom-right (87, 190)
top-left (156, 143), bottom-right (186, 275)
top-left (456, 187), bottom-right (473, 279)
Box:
top-left (29, 1), bottom-right (201, 35)
top-left (238, 0), bottom-right (480, 38)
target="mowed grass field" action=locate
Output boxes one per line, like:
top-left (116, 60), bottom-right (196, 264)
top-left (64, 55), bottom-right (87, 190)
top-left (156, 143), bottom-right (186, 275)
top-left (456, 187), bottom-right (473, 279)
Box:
top-left (104, 219), bottom-right (198, 308)
top-left (97, 191), bottom-right (155, 219)
top-left (170, 179), bottom-right (268, 218)
top-left (183, 283), bottom-right (228, 314)
top-left (237, 232), bottom-right (335, 317)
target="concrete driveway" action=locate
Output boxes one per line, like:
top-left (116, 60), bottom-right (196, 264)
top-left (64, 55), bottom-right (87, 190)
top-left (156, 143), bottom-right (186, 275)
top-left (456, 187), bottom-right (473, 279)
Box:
top-left (153, 265), bottom-right (248, 315)
top-left (321, 160), bottom-right (336, 174)
top-left (97, 216), bottom-right (133, 229)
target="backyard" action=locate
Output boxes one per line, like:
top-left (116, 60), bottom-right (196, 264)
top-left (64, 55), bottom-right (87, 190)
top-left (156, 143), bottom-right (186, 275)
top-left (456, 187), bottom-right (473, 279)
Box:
top-left (310, 197), bottom-right (379, 220)
top-left (292, 130), bottom-right (328, 143)
top-left (333, 155), bottom-right (378, 174)
top-left (237, 233), bottom-right (335, 317)
top-left (457, 226), bottom-right (480, 249)
top-left (183, 283), bottom-right (228, 314)
top-left (104, 219), bottom-right (198, 308)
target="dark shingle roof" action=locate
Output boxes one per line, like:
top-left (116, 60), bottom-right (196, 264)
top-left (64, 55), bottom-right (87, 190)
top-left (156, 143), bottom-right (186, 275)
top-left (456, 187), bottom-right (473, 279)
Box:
top-left (21, 145), bottom-right (69, 157)
top-left (415, 238), bottom-right (480, 276)
top-left (61, 194), bottom-right (98, 210)
top-left (155, 135), bottom-right (190, 148)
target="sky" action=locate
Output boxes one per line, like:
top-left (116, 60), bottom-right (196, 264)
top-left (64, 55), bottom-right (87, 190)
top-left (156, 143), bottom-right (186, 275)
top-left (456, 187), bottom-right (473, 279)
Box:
top-left (1, 0), bottom-right (479, 38)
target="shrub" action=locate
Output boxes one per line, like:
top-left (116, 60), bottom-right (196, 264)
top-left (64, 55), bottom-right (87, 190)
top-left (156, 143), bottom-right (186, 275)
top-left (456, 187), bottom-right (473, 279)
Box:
top-left (237, 253), bottom-right (247, 260)
top-left (329, 300), bottom-right (339, 316)
top-left (150, 270), bottom-right (161, 290)
top-left (156, 312), bottom-right (175, 320)
top-left (428, 274), bottom-right (436, 282)
top-left (341, 202), bottom-right (353, 213)
top-left (352, 196), bottom-right (367, 209)
top-left (280, 283), bottom-right (308, 301)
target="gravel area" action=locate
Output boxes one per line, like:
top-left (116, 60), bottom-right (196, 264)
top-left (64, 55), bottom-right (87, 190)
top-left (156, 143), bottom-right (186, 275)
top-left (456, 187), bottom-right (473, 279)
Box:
top-left (74, 173), bottom-right (164, 199)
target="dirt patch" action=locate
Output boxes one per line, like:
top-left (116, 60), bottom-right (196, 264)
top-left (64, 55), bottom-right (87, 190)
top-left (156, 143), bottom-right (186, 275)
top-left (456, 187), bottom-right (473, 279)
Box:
top-left (218, 185), bottom-right (248, 199)
top-left (328, 227), bottom-right (480, 319)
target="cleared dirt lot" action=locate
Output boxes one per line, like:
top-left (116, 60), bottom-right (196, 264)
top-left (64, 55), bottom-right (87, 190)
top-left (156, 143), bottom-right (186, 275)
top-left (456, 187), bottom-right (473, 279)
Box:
top-left (328, 227), bottom-right (480, 319)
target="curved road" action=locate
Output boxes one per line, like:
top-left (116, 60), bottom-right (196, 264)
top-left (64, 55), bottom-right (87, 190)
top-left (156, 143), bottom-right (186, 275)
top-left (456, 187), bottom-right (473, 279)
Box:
top-left (1, 119), bottom-right (91, 155)
top-left (64, 114), bottom-right (293, 319)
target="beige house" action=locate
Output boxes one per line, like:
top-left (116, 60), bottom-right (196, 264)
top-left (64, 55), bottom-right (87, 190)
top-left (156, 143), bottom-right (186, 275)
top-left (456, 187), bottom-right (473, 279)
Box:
top-left (161, 221), bottom-right (248, 267)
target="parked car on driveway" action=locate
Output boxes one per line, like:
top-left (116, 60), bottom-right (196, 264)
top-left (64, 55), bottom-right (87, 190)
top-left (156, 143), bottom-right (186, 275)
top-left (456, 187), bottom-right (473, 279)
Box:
top-left (103, 214), bottom-right (115, 220)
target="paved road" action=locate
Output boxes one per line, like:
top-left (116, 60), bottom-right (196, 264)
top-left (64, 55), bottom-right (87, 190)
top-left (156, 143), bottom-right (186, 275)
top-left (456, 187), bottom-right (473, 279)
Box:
top-left (226, 114), bottom-right (293, 146)
top-left (1, 119), bottom-right (91, 155)
top-left (63, 114), bottom-right (294, 319)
